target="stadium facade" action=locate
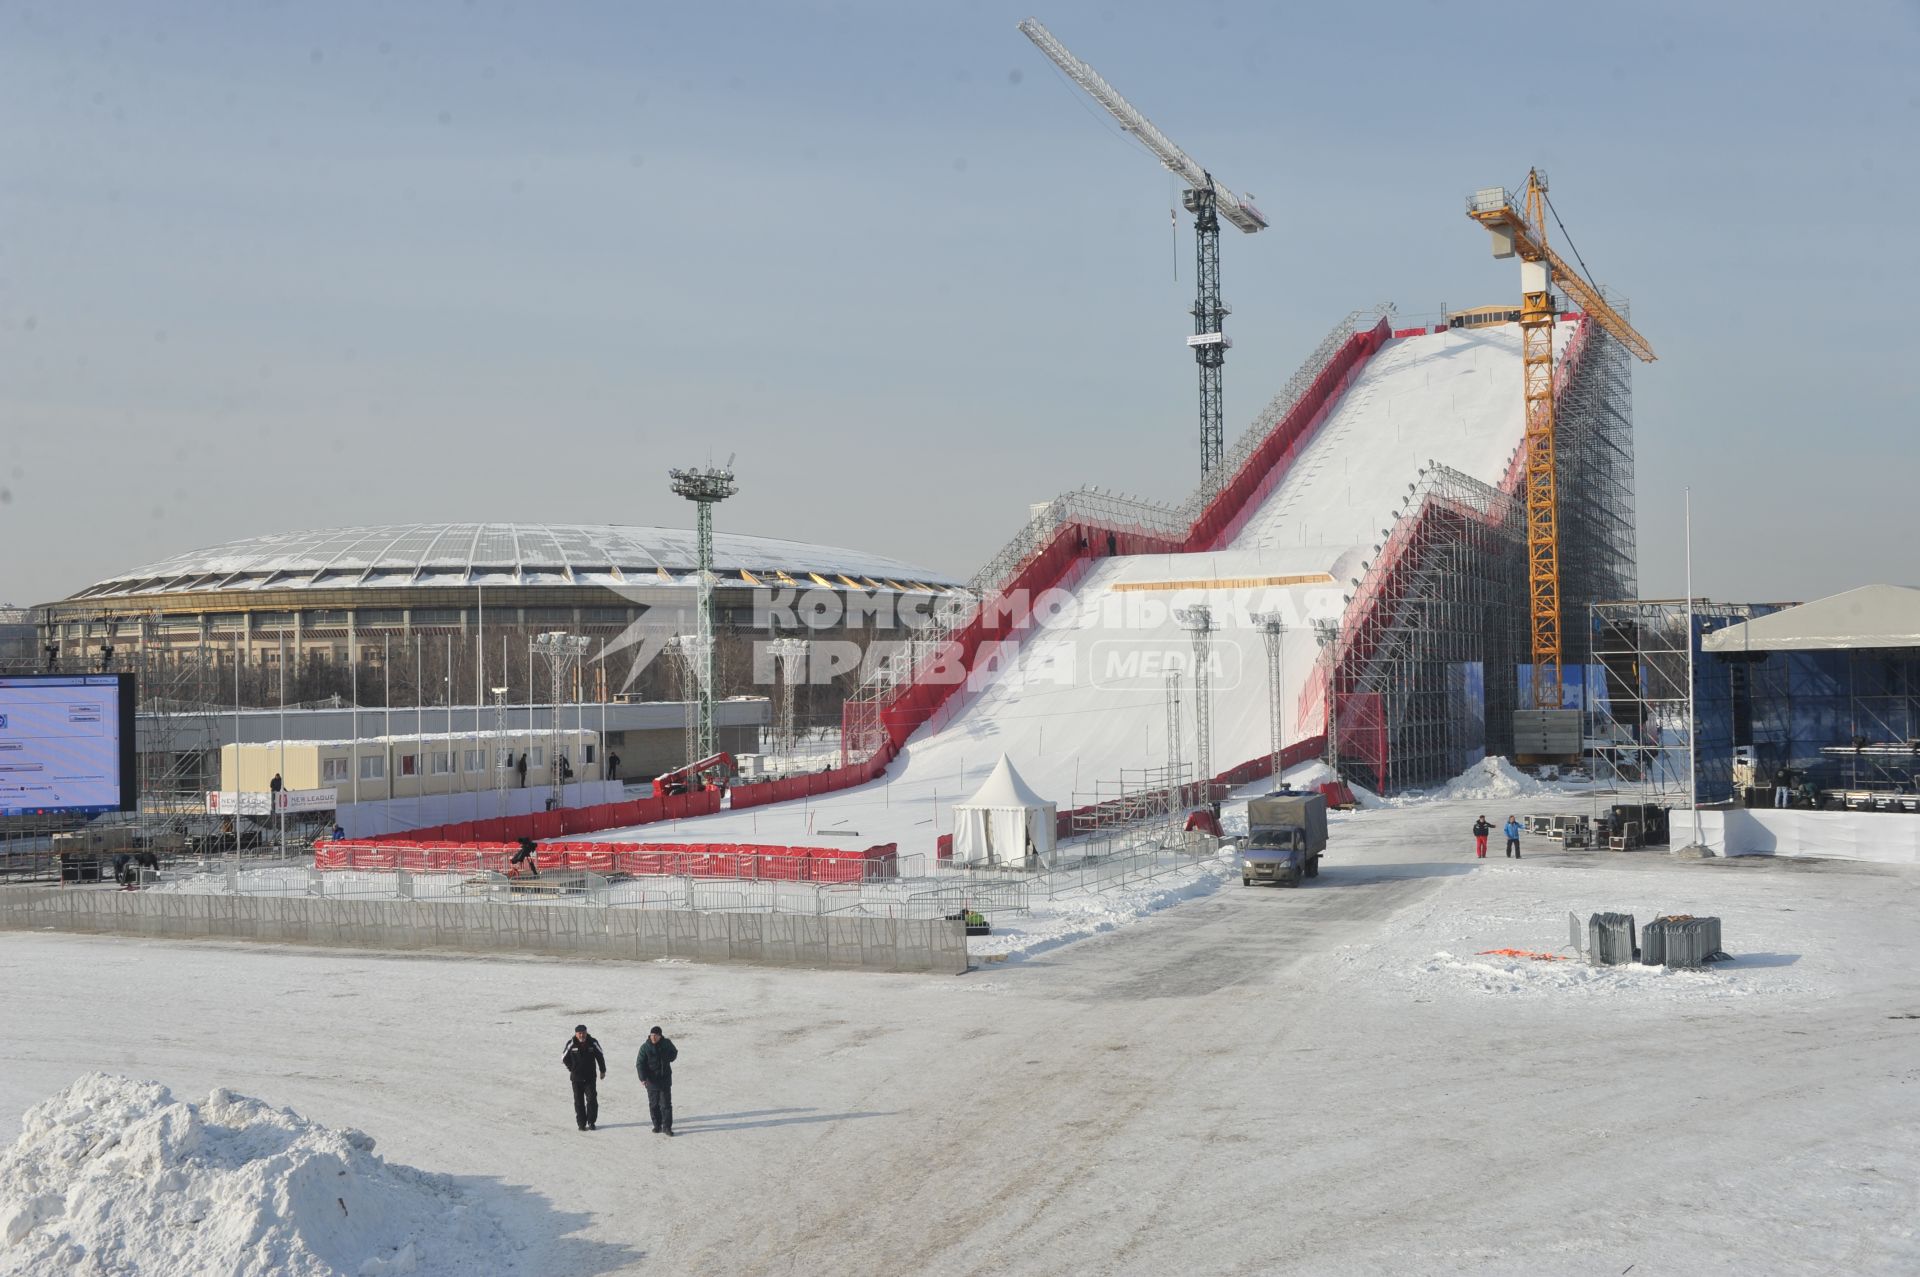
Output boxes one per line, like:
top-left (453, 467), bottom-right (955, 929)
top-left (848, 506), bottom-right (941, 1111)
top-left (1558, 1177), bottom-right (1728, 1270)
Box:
top-left (36, 523), bottom-right (965, 709)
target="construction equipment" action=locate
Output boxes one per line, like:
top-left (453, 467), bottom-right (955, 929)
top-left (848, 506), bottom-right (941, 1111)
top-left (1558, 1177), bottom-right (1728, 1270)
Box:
top-left (1466, 170), bottom-right (1656, 708)
top-left (1019, 18), bottom-right (1267, 484)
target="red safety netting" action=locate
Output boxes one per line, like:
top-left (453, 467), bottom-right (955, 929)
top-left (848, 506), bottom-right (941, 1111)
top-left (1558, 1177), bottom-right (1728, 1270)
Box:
top-left (314, 838), bottom-right (901, 882)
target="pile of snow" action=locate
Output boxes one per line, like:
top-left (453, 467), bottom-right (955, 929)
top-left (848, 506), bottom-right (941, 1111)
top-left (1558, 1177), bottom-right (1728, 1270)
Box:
top-left (0, 1075), bottom-right (522, 1277)
top-left (1433, 756), bottom-right (1558, 804)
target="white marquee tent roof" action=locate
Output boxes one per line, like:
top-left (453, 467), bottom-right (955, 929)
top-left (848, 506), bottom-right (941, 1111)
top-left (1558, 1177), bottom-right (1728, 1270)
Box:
top-left (957, 754), bottom-right (1055, 812)
top-left (1701, 585), bottom-right (1920, 654)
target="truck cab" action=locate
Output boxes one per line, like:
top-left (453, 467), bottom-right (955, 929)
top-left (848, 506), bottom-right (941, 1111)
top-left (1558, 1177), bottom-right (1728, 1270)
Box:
top-left (1240, 825), bottom-right (1318, 887)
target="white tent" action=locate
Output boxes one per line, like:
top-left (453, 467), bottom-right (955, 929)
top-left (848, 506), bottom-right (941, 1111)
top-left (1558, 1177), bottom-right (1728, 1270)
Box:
top-left (952, 754), bottom-right (1057, 868)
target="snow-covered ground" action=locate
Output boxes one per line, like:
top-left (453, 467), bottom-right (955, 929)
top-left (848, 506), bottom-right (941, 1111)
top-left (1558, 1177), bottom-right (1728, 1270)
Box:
top-left (5, 789), bottom-right (1916, 1275)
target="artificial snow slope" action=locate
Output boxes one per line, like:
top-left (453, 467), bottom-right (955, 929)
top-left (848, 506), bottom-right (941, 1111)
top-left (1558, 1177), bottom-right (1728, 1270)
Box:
top-left (602, 323), bottom-right (1548, 852)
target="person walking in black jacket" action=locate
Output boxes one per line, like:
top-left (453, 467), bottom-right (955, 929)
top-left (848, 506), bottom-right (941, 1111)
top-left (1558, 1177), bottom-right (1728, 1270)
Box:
top-left (562, 1024), bottom-right (607, 1131)
top-left (1472, 816), bottom-right (1491, 859)
top-left (637, 1026), bottom-right (678, 1135)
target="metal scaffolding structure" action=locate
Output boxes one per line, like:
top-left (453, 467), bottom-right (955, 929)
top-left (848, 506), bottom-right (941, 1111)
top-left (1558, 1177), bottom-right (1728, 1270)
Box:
top-left (1591, 600), bottom-right (1690, 805)
top-left (132, 629), bottom-right (223, 851)
top-left (530, 632), bottom-right (589, 809)
top-left (1250, 611), bottom-right (1287, 782)
top-left (1307, 464), bottom-right (1526, 795)
top-left (665, 634), bottom-right (706, 769)
top-left (1552, 316), bottom-right (1639, 677)
top-left (769, 638), bottom-right (810, 758)
top-left (1295, 314), bottom-right (1636, 794)
top-left (1174, 605), bottom-right (1216, 797)
top-left (1587, 598), bottom-right (1920, 809)
top-left (1068, 765), bottom-right (1190, 856)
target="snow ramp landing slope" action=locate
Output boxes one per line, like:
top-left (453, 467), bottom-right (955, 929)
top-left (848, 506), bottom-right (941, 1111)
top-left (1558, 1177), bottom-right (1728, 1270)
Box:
top-left (605, 323), bottom-right (1543, 852)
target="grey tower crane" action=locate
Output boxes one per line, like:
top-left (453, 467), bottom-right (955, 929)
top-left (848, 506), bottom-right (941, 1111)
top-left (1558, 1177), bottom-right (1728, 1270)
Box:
top-left (1019, 18), bottom-right (1268, 485)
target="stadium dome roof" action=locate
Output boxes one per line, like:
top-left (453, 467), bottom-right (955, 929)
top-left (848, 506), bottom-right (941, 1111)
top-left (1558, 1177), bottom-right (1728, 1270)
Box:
top-left (66, 523), bottom-right (964, 600)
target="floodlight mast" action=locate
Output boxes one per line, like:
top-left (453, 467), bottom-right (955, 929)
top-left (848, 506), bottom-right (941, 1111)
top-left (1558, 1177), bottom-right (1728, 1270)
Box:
top-left (1018, 17), bottom-right (1267, 485)
top-left (1250, 611), bottom-right (1288, 782)
top-left (669, 464), bottom-right (739, 760)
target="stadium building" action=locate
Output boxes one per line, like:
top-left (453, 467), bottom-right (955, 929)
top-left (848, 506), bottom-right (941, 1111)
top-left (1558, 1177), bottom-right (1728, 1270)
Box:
top-left (37, 523), bottom-right (966, 706)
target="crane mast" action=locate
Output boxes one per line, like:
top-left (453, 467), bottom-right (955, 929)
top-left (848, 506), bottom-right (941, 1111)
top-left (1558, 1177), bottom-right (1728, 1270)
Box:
top-left (1467, 169), bottom-right (1656, 709)
top-left (1019, 18), bottom-right (1267, 485)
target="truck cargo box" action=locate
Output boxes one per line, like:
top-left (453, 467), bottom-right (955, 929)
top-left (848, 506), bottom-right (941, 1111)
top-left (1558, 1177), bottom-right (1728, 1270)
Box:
top-left (1246, 790), bottom-right (1328, 854)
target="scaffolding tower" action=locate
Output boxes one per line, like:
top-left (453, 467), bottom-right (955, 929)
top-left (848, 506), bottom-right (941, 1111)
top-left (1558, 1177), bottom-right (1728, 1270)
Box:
top-left (530, 632), bottom-right (589, 809)
top-left (769, 638), bottom-right (810, 760)
top-left (1306, 464), bottom-right (1525, 795)
top-left (1552, 315), bottom-right (1639, 677)
top-left (1174, 606), bottom-right (1216, 799)
top-left (665, 634), bottom-right (707, 769)
top-left (1588, 599), bottom-right (1768, 808)
top-left (1250, 611), bottom-right (1288, 783)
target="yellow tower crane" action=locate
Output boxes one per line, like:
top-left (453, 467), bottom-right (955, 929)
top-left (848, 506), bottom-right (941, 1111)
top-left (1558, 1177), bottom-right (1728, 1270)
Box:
top-left (1467, 169), bottom-right (1656, 709)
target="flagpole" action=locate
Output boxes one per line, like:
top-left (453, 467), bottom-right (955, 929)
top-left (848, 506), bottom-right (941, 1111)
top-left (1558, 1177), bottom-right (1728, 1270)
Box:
top-left (1685, 487), bottom-right (1702, 849)
top-left (278, 634), bottom-right (287, 859)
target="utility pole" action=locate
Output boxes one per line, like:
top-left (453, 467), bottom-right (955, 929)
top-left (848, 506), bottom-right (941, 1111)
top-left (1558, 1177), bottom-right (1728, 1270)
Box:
top-left (1164, 669), bottom-right (1184, 830)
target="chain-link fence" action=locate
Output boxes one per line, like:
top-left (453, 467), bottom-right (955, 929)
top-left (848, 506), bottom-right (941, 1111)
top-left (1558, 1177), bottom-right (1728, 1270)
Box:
top-left (107, 830), bottom-right (1226, 920)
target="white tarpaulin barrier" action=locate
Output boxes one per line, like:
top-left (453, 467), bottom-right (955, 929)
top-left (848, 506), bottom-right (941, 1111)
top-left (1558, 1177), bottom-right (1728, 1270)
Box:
top-left (952, 754), bottom-right (1056, 868)
top-left (1698, 808), bottom-right (1920, 866)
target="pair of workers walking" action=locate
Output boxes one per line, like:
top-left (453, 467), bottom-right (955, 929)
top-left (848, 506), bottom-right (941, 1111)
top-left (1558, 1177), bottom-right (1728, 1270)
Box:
top-left (561, 1024), bottom-right (680, 1135)
top-left (1472, 816), bottom-right (1524, 859)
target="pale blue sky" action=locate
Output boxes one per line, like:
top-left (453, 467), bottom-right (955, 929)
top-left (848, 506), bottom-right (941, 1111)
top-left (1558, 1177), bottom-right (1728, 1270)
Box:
top-left (2, 0), bottom-right (1915, 606)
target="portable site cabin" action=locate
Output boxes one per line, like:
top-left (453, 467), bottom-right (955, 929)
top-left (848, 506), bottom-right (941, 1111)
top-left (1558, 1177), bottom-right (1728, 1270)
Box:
top-left (952, 754), bottom-right (1057, 869)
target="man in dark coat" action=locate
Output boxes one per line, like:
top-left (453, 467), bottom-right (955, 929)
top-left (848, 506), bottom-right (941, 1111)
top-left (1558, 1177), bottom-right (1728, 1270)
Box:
top-left (1472, 816), bottom-right (1491, 859)
top-left (636, 1025), bottom-right (678, 1135)
top-left (509, 836), bottom-right (540, 878)
top-left (562, 1024), bottom-right (607, 1131)
top-left (516, 753), bottom-right (528, 788)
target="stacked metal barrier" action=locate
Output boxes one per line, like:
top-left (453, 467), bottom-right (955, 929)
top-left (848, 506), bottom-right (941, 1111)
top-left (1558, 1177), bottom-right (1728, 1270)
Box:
top-left (1586, 911), bottom-right (1638, 965)
top-left (1641, 915), bottom-right (1722, 969)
